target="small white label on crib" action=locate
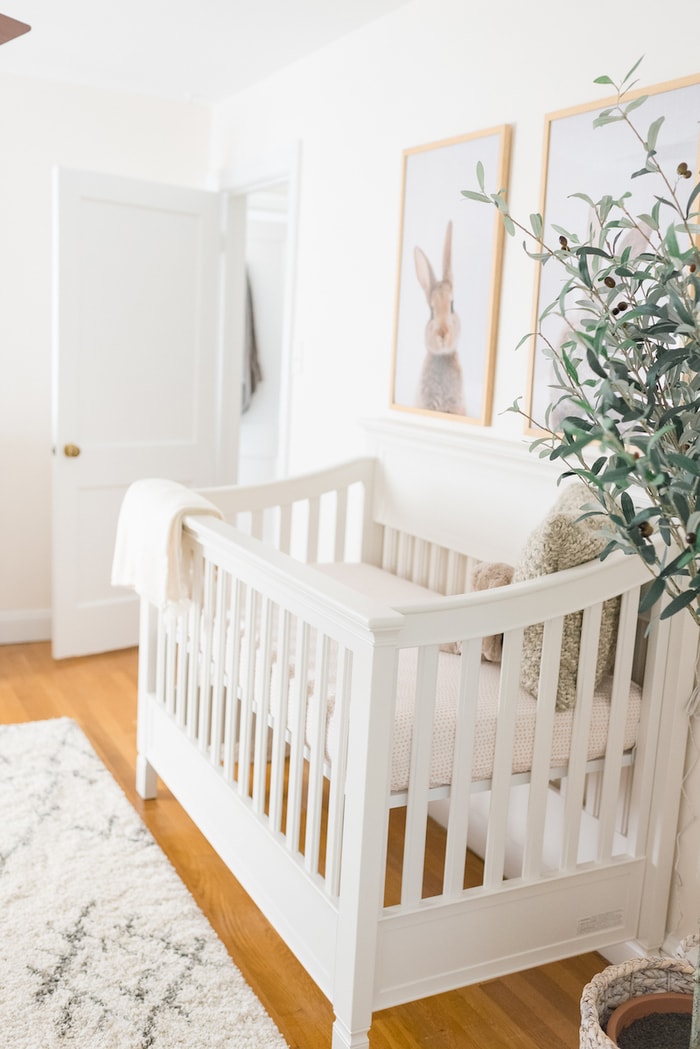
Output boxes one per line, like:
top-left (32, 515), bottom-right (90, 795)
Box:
top-left (577, 909), bottom-right (624, 935)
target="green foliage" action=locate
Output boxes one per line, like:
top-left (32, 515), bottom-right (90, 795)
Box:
top-left (464, 63), bottom-right (700, 626)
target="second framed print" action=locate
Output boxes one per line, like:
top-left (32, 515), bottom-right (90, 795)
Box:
top-left (527, 73), bottom-right (700, 432)
top-left (390, 125), bottom-right (511, 426)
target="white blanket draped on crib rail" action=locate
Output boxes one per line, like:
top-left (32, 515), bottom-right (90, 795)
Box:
top-left (111, 478), bottom-right (223, 608)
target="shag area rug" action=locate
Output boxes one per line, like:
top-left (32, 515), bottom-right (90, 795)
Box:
top-left (0, 718), bottom-right (289, 1049)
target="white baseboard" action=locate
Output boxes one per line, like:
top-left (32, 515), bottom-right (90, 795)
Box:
top-left (597, 940), bottom-right (651, 965)
top-left (599, 934), bottom-right (697, 966)
top-left (0, 609), bottom-right (51, 645)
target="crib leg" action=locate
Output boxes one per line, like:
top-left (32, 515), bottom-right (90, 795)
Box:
top-left (332, 1018), bottom-right (370, 1049)
top-left (136, 754), bottom-right (158, 799)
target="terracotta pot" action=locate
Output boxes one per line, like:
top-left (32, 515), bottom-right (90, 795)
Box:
top-left (605, 990), bottom-right (693, 1046)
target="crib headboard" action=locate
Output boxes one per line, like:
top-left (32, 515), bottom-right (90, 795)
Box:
top-left (201, 417), bottom-right (579, 591)
top-left (364, 417), bottom-right (566, 565)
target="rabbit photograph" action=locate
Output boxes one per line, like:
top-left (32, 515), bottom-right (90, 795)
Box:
top-left (413, 221), bottom-right (465, 415)
top-left (390, 126), bottom-right (510, 426)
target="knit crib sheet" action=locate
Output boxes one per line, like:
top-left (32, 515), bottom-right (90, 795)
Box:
top-left (295, 648), bottom-right (641, 794)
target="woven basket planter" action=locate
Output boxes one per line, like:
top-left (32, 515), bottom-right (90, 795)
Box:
top-left (580, 946), bottom-right (696, 1048)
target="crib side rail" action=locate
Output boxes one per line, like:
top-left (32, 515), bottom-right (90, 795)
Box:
top-left (199, 457), bottom-right (382, 565)
top-left (383, 549), bottom-right (673, 899)
top-left (393, 545), bottom-right (653, 645)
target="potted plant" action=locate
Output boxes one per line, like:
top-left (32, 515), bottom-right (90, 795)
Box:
top-left (462, 59), bottom-right (700, 1049)
top-left (579, 938), bottom-right (697, 1048)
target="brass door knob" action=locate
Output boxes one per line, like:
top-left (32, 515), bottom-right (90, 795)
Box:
top-left (63, 443), bottom-right (81, 458)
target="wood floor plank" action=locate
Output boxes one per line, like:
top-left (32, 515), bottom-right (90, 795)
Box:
top-left (0, 641), bottom-right (606, 1048)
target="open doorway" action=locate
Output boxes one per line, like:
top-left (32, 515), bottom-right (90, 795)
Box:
top-left (223, 140), bottom-right (300, 485)
top-left (239, 180), bottom-right (290, 485)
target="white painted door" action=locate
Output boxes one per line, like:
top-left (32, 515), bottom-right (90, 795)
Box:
top-left (52, 169), bottom-right (246, 659)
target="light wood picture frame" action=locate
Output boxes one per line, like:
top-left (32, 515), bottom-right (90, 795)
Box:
top-left (390, 125), bottom-right (511, 426)
top-left (526, 72), bottom-right (700, 433)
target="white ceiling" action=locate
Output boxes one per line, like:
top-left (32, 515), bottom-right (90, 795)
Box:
top-left (0, 0), bottom-right (411, 103)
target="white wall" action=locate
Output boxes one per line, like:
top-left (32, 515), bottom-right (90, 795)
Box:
top-left (0, 75), bottom-right (211, 641)
top-left (209, 0), bottom-right (700, 948)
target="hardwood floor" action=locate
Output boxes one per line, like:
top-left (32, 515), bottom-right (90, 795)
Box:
top-left (0, 642), bottom-right (606, 1048)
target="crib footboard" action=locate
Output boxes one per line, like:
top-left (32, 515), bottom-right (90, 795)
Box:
top-left (135, 506), bottom-right (692, 1049)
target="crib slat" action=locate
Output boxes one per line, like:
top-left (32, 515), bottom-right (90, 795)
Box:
top-left (250, 509), bottom-right (264, 540)
top-left (286, 620), bottom-right (311, 851)
top-left (176, 605), bottom-right (191, 727)
top-left (444, 549), bottom-right (461, 596)
top-left (443, 638), bottom-right (482, 897)
top-left (171, 540), bottom-right (192, 724)
top-left (197, 560), bottom-right (216, 752)
top-left (396, 532), bottom-right (414, 580)
top-left (306, 497), bottom-right (321, 563)
top-left (427, 545), bottom-right (446, 594)
top-left (454, 553), bottom-right (469, 595)
top-left (412, 539), bottom-right (429, 587)
top-left (334, 487), bottom-right (348, 562)
top-left (252, 597), bottom-right (274, 813)
top-left (209, 570), bottom-right (229, 769)
top-left (268, 608), bottom-right (292, 833)
top-left (237, 586), bottom-right (260, 796)
top-left (223, 579), bottom-right (245, 782)
top-left (174, 604), bottom-right (187, 725)
top-left (325, 645), bottom-right (352, 897)
top-left (381, 527), bottom-right (398, 574)
top-left (401, 645), bottom-right (440, 906)
top-left (185, 559), bottom-right (204, 738)
top-left (304, 634), bottom-right (331, 874)
top-left (154, 607), bottom-right (164, 708)
top-left (522, 615), bottom-right (564, 880)
top-left (483, 627), bottom-right (524, 890)
top-left (625, 605), bottom-right (668, 854)
top-left (561, 602), bottom-right (602, 871)
top-left (595, 588), bottom-right (638, 860)
top-left (161, 607), bottom-right (175, 716)
top-left (278, 504), bottom-right (292, 554)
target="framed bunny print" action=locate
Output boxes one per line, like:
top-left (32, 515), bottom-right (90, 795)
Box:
top-left (390, 125), bottom-right (511, 426)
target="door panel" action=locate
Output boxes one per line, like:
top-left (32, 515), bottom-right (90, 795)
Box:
top-left (52, 169), bottom-right (245, 659)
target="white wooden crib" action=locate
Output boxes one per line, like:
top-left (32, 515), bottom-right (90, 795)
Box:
top-left (132, 426), bottom-right (695, 1049)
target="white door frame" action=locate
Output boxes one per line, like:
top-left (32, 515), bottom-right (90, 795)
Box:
top-left (218, 140), bottom-right (301, 478)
